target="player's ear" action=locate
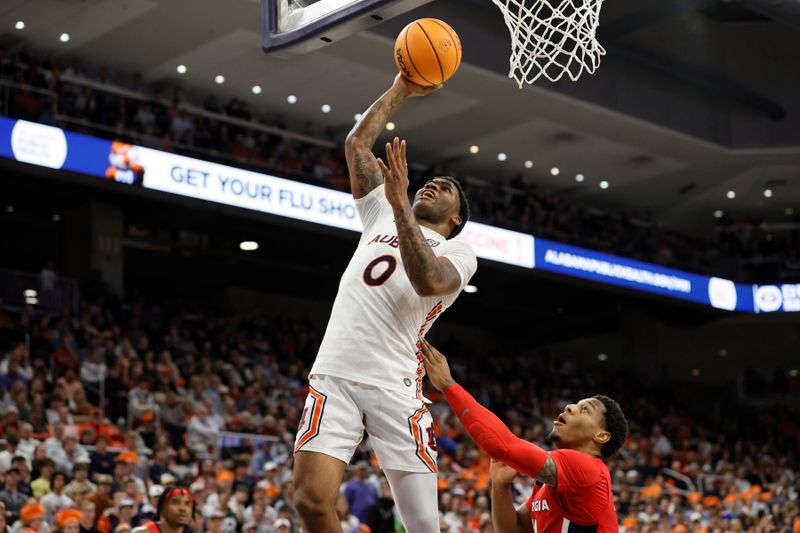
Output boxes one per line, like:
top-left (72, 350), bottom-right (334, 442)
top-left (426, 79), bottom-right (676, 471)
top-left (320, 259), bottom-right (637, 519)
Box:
top-left (450, 212), bottom-right (462, 228)
top-left (593, 430), bottom-right (611, 446)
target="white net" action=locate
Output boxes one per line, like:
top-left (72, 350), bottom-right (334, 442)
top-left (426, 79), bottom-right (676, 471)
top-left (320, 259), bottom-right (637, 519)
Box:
top-left (490, 0), bottom-right (606, 87)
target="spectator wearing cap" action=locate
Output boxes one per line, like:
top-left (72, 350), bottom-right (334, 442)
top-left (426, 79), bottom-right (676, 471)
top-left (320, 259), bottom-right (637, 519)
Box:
top-left (55, 509), bottom-right (82, 533)
top-left (137, 485), bottom-right (163, 523)
top-left (86, 475), bottom-right (114, 519)
top-left (16, 502), bottom-right (45, 533)
top-left (41, 472), bottom-right (74, 524)
top-left (115, 498), bottom-right (137, 530)
top-left (343, 461), bottom-right (377, 525)
top-left (0, 468), bottom-right (28, 522)
top-left (114, 452), bottom-right (145, 496)
top-left (204, 509), bottom-right (224, 533)
top-left (272, 518), bottom-right (291, 533)
top-left (31, 459), bottom-right (55, 497)
top-left (64, 462), bottom-right (96, 501)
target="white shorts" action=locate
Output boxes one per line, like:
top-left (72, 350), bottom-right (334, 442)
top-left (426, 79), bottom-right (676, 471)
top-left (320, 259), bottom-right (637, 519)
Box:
top-left (293, 374), bottom-right (438, 473)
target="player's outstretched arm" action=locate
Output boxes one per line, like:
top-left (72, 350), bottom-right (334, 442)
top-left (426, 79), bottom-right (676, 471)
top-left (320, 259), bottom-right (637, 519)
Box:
top-left (420, 340), bottom-right (559, 486)
top-left (377, 138), bottom-right (463, 296)
top-left (345, 74), bottom-right (440, 199)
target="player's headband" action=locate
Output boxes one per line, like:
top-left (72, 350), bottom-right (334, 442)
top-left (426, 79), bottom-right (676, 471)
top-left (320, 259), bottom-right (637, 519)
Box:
top-left (164, 488), bottom-right (194, 505)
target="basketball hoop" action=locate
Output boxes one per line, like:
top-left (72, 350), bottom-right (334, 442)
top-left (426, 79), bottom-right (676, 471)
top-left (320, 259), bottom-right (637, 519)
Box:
top-left (490, 0), bottom-right (605, 87)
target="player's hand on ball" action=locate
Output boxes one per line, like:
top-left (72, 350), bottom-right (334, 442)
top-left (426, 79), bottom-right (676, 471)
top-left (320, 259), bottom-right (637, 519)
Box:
top-left (419, 338), bottom-right (455, 391)
top-left (377, 137), bottom-right (410, 209)
top-left (490, 459), bottom-right (520, 486)
top-left (393, 73), bottom-right (442, 97)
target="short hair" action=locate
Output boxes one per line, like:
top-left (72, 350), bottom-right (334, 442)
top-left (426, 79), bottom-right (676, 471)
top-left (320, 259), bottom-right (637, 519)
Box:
top-left (436, 176), bottom-right (470, 239)
top-left (593, 395), bottom-right (628, 460)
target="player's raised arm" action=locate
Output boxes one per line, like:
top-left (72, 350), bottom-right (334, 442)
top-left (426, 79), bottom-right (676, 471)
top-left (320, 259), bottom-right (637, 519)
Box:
top-left (345, 74), bottom-right (440, 199)
top-left (377, 139), bottom-right (466, 296)
top-left (419, 340), bottom-right (558, 484)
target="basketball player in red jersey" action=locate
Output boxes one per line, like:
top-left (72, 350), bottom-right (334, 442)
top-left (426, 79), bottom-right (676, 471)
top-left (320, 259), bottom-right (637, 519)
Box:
top-left (420, 340), bottom-right (628, 533)
top-left (132, 487), bottom-right (194, 533)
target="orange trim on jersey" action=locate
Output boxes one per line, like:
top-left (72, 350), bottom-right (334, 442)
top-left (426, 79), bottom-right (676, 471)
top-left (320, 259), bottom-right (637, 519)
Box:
top-left (408, 406), bottom-right (437, 473)
top-left (294, 386), bottom-right (327, 452)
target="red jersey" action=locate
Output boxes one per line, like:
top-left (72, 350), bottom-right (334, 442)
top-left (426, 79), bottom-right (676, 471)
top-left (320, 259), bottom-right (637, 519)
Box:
top-left (525, 449), bottom-right (617, 533)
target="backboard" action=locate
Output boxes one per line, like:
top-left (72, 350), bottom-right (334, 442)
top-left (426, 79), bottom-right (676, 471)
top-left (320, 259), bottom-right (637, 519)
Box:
top-left (262, 0), bottom-right (434, 54)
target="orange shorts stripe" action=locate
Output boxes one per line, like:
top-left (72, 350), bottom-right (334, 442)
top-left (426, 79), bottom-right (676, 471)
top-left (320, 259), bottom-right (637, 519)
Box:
top-left (294, 386), bottom-right (327, 452)
top-left (408, 406), bottom-right (437, 473)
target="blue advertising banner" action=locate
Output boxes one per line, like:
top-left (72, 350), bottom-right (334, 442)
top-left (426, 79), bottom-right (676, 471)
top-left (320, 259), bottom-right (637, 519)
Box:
top-left (0, 116), bottom-right (791, 313)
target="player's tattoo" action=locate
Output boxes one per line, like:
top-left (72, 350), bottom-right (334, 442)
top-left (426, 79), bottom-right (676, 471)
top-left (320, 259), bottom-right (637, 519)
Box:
top-left (346, 89), bottom-right (409, 198)
top-left (352, 153), bottom-right (383, 195)
top-left (393, 207), bottom-right (461, 296)
top-left (536, 456), bottom-right (558, 486)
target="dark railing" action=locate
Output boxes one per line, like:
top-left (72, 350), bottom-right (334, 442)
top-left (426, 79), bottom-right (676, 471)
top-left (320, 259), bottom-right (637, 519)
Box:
top-left (0, 267), bottom-right (79, 314)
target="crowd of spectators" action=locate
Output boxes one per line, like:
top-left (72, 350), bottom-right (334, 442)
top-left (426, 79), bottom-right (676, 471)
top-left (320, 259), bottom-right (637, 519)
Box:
top-left (1, 44), bottom-right (799, 283)
top-left (0, 288), bottom-right (797, 533)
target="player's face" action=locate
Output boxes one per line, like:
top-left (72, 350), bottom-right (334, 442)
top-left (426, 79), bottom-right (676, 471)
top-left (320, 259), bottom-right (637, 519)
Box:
top-left (163, 494), bottom-right (193, 527)
top-left (412, 179), bottom-right (460, 226)
top-left (549, 398), bottom-right (606, 448)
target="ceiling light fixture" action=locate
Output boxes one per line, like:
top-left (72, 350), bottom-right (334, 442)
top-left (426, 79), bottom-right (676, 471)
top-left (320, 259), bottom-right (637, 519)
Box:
top-left (321, 104), bottom-right (331, 113)
top-left (469, 145), bottom-right (479, 154)
top-left (575, 174), bottom-right (585, 182)
top-left (714, 210), bottom-right (723, 218)
top-left (215, 75), bottom-right (225, 84)
top-left (15, 21), bottom-right (25, 30)
top-left (252, 85), bottom-right (262, 95)
top-left (599, 180), bottom-right (609, 189)
top-left (386, 122), bottom-right (396, 131)
top-left (239, 241), bottom-right (259, 251)
top-left (726, 190), bottom-right (736, 199)
top-left (497, 153), bottom-right (507, 162)
top-left (550, 167), bottom-right (560, 176)
top-left (524, 160), bottom-right (533, 169)
top-left (464, 285), bottom-right (478, 294)
top-left (59, 33), bottom-right (70, 43)
top-left (763, 189), bottom-right (773, 198)
top-left (176, 65), bottom-right (187, 74)
top-left (287, 95), bottom-right (298, 104)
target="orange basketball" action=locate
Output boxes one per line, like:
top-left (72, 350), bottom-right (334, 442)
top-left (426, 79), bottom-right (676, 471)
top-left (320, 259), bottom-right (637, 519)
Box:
top-left (394, 18), bottom-right (462, 87)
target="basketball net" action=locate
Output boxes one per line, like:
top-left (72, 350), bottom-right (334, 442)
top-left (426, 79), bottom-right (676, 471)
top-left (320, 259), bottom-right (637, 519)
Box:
top-left (490, 0), bottom-right (605, 87)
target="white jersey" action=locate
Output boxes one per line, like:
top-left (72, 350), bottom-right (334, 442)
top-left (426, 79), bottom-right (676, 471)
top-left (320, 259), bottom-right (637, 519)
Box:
top-left (310, 184), bottom-right (477, 398)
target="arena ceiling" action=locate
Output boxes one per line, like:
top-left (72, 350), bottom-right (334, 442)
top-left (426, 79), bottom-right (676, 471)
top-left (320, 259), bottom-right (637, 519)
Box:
top-left (1, 0), bottom-right (799, 234)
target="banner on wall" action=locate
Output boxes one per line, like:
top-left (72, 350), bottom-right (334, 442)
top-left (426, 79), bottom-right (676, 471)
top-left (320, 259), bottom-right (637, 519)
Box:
top-left (0, 116), bottom-right (791, 313)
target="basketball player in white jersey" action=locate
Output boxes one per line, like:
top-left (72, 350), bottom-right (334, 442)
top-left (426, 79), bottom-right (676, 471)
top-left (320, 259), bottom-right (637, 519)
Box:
top-left (293, 73), bottom-right (477, 533)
